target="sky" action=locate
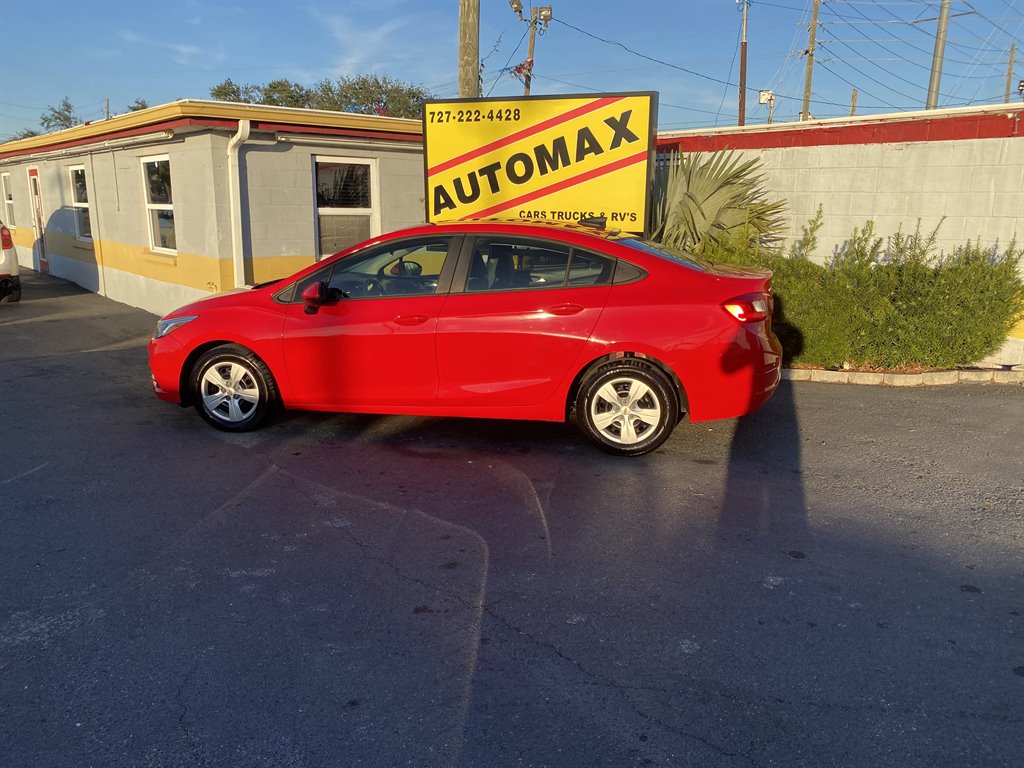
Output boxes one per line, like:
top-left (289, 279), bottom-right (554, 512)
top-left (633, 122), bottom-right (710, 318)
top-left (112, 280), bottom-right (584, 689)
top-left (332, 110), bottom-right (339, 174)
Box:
top-left (1, 0), bottom-right (1021, 140)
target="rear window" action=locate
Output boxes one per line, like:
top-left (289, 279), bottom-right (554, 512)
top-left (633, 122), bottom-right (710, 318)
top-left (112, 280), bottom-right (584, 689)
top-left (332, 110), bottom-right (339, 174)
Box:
top-left (620, 238), bottom-right (713, 272)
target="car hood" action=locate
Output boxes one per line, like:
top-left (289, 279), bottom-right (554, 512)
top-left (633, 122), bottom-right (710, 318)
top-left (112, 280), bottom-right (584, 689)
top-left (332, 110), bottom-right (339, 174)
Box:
top-left (165, 286), bottom-right (258, 316)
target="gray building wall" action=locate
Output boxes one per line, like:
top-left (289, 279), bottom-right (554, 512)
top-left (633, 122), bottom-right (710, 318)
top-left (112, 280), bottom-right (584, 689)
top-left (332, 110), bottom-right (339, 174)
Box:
top-left (2, 128), bottom-right (426, 315)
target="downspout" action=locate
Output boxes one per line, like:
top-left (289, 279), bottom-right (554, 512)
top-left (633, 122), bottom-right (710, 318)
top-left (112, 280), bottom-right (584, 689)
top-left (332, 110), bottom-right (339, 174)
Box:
top-left (227, 119), bottom-right (251, 288)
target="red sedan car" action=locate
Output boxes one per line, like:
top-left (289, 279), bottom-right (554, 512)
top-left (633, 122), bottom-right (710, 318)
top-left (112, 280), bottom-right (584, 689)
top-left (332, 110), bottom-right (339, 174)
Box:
top-left (148, 219), bottom-right (781, 456)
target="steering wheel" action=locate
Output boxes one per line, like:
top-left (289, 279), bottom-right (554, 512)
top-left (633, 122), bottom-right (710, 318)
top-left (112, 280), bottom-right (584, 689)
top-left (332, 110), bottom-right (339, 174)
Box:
top-left (364, 278), bottom-right (384, 296)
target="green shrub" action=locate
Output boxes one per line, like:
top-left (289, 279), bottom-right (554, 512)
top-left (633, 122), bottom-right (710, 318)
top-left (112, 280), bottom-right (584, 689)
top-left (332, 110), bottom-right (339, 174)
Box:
top-left (667, 215), bottom-right (1023, 370)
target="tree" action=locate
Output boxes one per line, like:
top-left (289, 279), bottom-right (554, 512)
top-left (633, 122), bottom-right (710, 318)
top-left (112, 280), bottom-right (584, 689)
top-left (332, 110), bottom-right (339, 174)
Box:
top-left (40, 97), bottom-right (80, 132)
top-left (126, 98), bottom-right (150, 112)
top-left (9, 127), bottom-right (41, 141)
top-left (259, 79), bottom-right (311, 108)
top-left (208, 74), bottom-right (433, 119)
top-left (209, 78), bottom-right (261, 104)
top-left (312, 74), bottom-right (432, 118)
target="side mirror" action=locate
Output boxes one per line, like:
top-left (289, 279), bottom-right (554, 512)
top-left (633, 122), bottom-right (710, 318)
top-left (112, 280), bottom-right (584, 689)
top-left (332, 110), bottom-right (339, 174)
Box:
top-left (301, 280), bottom-right (329, 313)
top-left (388, 259), bottom-right (423, 277)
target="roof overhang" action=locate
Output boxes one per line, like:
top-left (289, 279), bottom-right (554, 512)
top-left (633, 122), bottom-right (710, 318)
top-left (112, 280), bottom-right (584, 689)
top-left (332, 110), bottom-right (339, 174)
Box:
top-left (0, 99), bottom-right (423, 162)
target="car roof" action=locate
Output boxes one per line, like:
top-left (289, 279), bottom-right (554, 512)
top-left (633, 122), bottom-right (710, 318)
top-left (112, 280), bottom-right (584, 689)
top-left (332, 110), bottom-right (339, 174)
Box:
top-left (424, 217), bottom-right (637, 242)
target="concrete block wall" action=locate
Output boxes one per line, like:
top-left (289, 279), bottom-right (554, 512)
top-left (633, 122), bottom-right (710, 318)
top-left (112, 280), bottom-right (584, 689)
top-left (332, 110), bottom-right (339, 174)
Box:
top-left (243, 140), bottom-right (425, 281)
top-left (746, 137), bottom-right (1023, 261)
top-left (659, 106), bottom-right (1024, 263)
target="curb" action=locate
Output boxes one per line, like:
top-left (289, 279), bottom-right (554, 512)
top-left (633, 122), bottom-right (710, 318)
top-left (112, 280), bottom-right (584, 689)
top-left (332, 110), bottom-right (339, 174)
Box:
top-left (783, 368), bottom-right (1024, 386)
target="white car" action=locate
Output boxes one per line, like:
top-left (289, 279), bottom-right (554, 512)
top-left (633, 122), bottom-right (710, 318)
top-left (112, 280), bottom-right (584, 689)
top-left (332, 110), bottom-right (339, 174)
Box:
top-left (0, 220), bottom-right (20, 303)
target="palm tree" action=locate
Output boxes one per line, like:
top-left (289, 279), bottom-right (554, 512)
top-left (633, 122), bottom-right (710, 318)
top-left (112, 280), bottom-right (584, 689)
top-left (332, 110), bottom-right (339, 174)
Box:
top-left (650, 150), bottom-right (786, 256)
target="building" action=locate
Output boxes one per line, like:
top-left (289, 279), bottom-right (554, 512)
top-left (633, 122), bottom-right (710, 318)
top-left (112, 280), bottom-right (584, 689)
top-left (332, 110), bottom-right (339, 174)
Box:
top-left (0, 100), bottom-right (424, 315)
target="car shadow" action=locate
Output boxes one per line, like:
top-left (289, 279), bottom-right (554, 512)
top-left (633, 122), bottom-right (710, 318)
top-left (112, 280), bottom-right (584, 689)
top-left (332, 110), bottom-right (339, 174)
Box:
top-left (717, 293), bottom-right (808, 547)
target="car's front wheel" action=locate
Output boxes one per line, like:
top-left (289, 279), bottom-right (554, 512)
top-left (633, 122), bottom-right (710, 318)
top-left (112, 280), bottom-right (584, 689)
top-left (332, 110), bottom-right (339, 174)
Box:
top-left (191, 344), bottom-right (277, 431)
top-left (576, 361), bottom-right (679, 456)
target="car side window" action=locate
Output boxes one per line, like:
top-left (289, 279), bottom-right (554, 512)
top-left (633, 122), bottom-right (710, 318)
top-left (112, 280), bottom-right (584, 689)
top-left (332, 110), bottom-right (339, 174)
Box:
top-left (292, 237), bottom-right (453, 301)
top-left (466, 238), bottom-right (612, 292)
top-left (567, 249), bottom-right (615, 286)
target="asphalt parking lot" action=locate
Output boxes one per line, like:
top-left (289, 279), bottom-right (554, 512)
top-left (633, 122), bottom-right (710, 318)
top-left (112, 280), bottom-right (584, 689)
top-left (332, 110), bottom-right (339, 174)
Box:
top-left (1, 271), bottom-right (1022, 768)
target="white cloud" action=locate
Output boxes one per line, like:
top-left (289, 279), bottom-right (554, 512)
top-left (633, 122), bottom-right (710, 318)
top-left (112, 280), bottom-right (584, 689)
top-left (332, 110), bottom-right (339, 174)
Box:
top-left (116, 29), bottom-right (224, 70)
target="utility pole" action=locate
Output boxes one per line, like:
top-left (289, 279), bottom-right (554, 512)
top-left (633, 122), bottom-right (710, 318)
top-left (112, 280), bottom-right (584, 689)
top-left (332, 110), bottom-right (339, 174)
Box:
top-left (1005, 44), bottom-right (1017, 103)
top-left (458, 0), bottom-right (481, 98)
top-left (524, 7), bottom-right (539, 96)
top-left (510, 1), bottom-right (551, 96)
top-left (801, 0), bottom-right (820, 121)
top-left (850, 89), bottom-right (858, 116)
top-left (926, 0), bottom-right (951, 109)
top-left (738, 0), bottom-right (749, 126)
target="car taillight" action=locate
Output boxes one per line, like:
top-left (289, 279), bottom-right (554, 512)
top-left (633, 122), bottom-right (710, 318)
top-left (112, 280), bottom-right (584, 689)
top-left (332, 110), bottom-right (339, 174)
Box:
top-left (723, 293), bottom-right (770, 323)
top-left (0, 225), bottom-right (12, 250)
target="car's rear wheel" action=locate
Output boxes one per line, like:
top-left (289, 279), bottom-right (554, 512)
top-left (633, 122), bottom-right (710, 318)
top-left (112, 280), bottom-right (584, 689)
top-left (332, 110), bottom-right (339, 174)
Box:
top-left (191, 344), bottom-right (277, 432)
top-left (576, 361), bottom-right (678, 456)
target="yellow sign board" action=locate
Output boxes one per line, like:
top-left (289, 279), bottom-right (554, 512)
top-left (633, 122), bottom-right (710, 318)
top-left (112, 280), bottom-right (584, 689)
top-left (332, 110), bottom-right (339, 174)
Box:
top-left (423, 93), bottom-right (657, 235)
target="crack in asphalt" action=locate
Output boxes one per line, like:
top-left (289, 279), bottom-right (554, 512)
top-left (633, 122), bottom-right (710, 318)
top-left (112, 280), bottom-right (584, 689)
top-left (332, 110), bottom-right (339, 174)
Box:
top-left (274, 466), bottom-right (761, 766)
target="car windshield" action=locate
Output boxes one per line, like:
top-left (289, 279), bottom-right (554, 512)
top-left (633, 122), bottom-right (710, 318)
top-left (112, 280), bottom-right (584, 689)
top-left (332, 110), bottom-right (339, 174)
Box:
top-left (619, 238), bottom-right (713, 272)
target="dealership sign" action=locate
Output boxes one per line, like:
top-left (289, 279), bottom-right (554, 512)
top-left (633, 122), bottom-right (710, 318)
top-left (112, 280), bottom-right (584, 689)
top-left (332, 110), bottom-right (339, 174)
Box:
top-left (423, 93), bottom-right (657, 234)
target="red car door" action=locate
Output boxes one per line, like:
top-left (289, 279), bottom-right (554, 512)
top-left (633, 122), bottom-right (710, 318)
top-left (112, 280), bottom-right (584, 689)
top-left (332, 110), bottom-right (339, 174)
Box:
top-left (436, 236), bottom-right (613, 408)
top-left (281, 236), bottom-right (455, 408)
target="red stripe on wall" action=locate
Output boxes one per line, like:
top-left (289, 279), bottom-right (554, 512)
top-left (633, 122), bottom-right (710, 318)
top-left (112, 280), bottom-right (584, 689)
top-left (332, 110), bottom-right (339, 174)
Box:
top-left (655, 112), bottom-right (1023, 153)
top-left (462, 149), bottom-right (648, 219)
top-left (427, 96), bottom-right (625, 176)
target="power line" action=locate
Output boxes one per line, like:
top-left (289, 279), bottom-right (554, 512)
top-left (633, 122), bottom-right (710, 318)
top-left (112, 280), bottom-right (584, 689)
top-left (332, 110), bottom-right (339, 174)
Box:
top-left (818, 37), bottom-right (931, 98)
top-left (486, 25), bottom-right (530, 97)
top-left (550, 14), bottom-right (906, 111)
top-left (550, 17), bottom-right (736, 88)
top-left (963, 1), bottom-right (1024, 44)
top-left (714, 10), bottom-right (744, 126)
top-left (815, 59), bottom-right (906, 109)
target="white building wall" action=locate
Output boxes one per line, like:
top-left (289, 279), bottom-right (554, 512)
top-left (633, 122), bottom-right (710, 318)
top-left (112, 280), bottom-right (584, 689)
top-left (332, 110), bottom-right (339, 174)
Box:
top-left (750, 137), bottom-right (1023, 261)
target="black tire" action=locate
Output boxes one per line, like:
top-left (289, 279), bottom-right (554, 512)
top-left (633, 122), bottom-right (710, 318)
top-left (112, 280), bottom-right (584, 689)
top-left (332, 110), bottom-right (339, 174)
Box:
top-left (575, 360), bottom-right (678, 456)
top-left (191, 344), bottom-right (277, 432)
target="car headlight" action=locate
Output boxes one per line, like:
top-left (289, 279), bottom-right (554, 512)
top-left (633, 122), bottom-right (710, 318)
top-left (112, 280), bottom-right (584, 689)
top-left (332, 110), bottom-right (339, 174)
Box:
top-left (154, 314), bottom-right (199, 339)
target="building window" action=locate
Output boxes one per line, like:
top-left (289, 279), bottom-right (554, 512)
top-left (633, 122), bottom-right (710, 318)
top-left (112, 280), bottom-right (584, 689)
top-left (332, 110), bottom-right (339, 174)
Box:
top-left (1, 173), bottom-right (14, 226)
top-left (314, 157), bottom-right (378, 259)
top-left (141, 155), bottom-right (175, 252)
top-left (68, 166), bottom-right (91, 241)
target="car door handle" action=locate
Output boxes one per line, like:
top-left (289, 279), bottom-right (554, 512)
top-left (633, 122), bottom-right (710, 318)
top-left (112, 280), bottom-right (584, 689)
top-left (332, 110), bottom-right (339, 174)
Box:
top-left (545, 303), bottom-right (584, 316)
top-left (393, 314), bottom-right (430, 326)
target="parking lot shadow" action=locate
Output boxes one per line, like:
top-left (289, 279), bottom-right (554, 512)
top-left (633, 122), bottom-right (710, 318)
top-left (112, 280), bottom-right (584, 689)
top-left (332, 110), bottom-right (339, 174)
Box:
top-left (718, 378), bottom-right (809, 545)
top-left (717, 292), bottom-right (808, 544)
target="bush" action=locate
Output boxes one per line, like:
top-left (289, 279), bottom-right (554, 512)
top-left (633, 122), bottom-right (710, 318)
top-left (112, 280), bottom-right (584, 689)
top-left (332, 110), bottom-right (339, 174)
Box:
top-left (688, 215), bottom-right (1023, 370)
